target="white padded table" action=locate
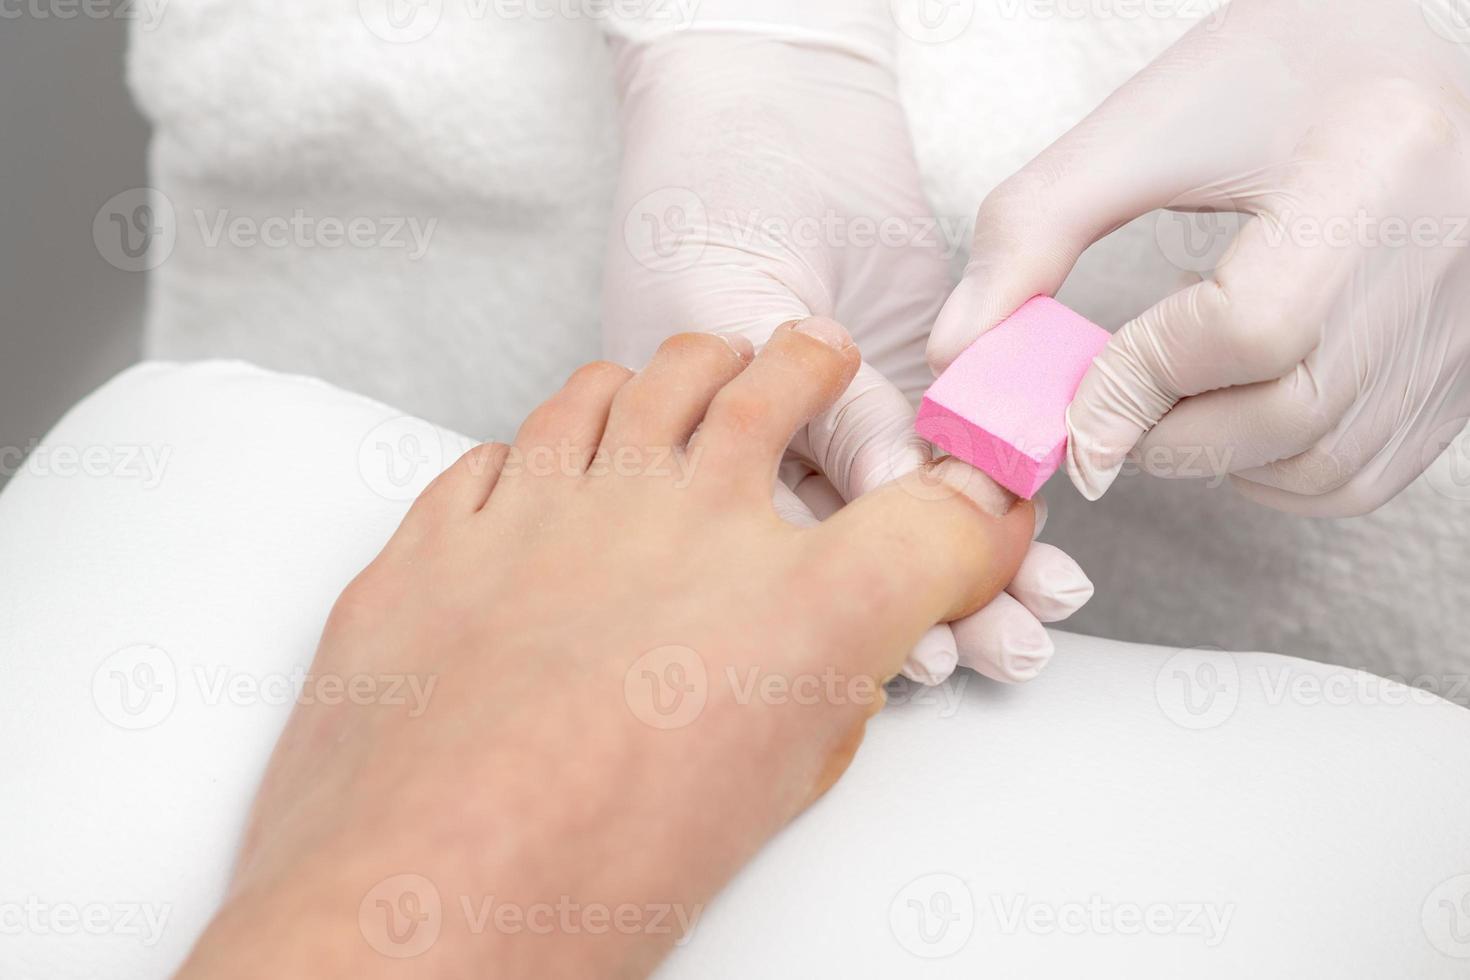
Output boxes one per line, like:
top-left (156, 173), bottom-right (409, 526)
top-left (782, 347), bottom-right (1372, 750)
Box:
top-left (2, 362), bottom-right (1468, 979)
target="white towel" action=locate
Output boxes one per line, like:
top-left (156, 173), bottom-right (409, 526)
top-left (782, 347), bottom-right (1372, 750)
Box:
top-left (126, 2), bottom-right (1470, 697)
top-left (4, 359), bottom-right (1467, 978)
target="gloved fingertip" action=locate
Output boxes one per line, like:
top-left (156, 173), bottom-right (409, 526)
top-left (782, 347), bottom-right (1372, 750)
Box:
top-left (1010, 549), bottom-right (1094, 624)
top-left (1066, 454), bottom-right (1120, 502)
top-left (990, 621), bottom-right (1055, 683)
top-left (1065, 405), bottom-right (1125, 501)
top-left (1031, 496), bottom-right (1048, 539)
top-left (954, 599), bottom-right (1056, 684)
top-left (901, 627), bottom-right (960, 687)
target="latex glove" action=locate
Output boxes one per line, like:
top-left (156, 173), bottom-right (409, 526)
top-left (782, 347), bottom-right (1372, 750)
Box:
top-left (601, 12), bottom-right (1094, 684)
top-left (930, 0), bottom-right (1470, 517)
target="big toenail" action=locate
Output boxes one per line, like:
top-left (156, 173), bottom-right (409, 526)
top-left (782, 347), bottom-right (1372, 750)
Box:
top-left (792, 317), bottom-right (855, 351)
top-left (715, 331), bottom-right (756, 361)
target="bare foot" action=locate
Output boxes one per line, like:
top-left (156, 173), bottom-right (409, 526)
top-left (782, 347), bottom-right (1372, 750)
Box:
top-left (179, 318), bottom-right (1033, 979)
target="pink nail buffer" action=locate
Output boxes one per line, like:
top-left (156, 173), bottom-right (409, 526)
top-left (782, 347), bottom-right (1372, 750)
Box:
top-left (916, 296), bottom-right (1111, 499)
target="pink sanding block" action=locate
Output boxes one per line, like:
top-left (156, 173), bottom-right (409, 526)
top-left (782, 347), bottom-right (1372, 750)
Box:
top-left (916, 296), bottom-right (1112, 499)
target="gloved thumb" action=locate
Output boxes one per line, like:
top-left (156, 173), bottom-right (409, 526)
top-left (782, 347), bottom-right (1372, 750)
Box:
top-left (927, 52), bottom-right (1243, 376)
top-left (928, 175), bottom-right (1091, 375)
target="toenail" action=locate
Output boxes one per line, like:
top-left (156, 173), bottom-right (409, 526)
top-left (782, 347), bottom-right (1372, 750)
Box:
top-left (792, 317), bottom-right (855, 351)
top-left (714, 331), bottom-right (756, 361)
top-left (928, 457), bottom-right (1017, 518)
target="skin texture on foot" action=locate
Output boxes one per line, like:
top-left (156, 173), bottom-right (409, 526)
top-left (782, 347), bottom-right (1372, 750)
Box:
top-left (177, 318), bottom-right (1034, 979)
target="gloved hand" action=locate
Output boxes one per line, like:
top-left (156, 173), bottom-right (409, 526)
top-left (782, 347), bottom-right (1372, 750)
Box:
top-left (930, 0), bottom-right (1470, 517)
top-left (601, 5), bottom-right (1094, 685)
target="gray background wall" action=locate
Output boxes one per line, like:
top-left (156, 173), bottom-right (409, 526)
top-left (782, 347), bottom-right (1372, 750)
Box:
top-left (1, 10), bottom-right (149, 485)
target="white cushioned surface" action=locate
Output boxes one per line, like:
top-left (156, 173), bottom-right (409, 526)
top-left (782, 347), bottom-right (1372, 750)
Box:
top-left (2, 362), bottom-right (1468, 979)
